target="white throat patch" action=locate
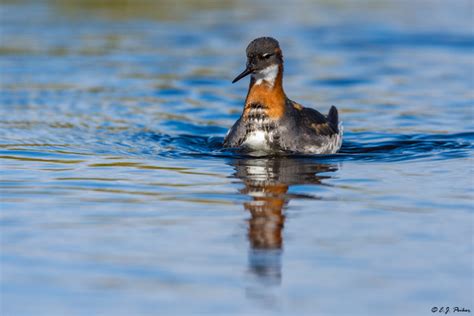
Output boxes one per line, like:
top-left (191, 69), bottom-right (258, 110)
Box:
top-left (252, 64), bottom-right (279, 87)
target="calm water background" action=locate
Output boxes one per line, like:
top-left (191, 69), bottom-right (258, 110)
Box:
top-left (1, 1), bottom-right (473, 315)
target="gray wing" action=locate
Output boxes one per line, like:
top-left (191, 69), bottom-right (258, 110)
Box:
top-left (299, 107), bottom-right (338, 136)
top-left (223, 117), bottom-right (246, 148)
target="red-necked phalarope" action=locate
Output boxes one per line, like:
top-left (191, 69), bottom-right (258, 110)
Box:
top-left (223, 37), bottom-right (342, 155)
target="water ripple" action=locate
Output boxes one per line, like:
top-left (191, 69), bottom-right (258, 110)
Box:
top-left (123, 131), bottom-right (474, 162)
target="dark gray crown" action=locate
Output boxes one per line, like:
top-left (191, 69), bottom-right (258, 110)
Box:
top-left (246, 37), bottom-right (280, 56)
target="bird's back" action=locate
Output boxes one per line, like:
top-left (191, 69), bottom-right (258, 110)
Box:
top-left (276, 100), bottom-right (342, 154)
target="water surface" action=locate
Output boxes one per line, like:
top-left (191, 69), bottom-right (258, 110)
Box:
top-left (0, 1), bottom-right (473, 315)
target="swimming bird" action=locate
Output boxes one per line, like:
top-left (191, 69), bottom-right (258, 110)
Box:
top-left (223, 37), bottom-right (342, 155)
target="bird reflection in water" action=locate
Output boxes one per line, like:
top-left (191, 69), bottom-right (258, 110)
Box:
top-left (229, 157), bottom-right (337, 302)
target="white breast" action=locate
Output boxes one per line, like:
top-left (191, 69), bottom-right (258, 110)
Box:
top-left (242, 130), bottom-right (270, 150)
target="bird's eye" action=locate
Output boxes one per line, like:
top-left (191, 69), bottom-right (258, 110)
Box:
top-left (262, 53), bottom-right (273, 59)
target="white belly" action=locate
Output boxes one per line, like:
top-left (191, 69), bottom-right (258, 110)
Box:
top-left (242, 130), bottom-right (271, 151)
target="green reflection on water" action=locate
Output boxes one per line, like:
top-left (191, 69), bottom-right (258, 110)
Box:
top-left (52, 0), bottom-right (236, 20)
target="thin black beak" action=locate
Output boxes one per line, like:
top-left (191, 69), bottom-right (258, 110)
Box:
top-left (232, 67), bottom-right (253, 83)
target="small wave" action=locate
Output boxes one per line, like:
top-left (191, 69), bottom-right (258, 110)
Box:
top-left (137, 131), bottom-right (473, 162)
top-left (339, 132), bottom-right (473, 162)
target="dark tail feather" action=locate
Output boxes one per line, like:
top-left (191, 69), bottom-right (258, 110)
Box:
top-left (327, 105), bottom-right (339, 132)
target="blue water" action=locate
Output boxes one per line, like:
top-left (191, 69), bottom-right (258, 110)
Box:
top-left (1, 1), bottom-right (473, 315)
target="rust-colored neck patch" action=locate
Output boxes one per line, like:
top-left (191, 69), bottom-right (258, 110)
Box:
top-left (243, 65), bottom-right (286, 120)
